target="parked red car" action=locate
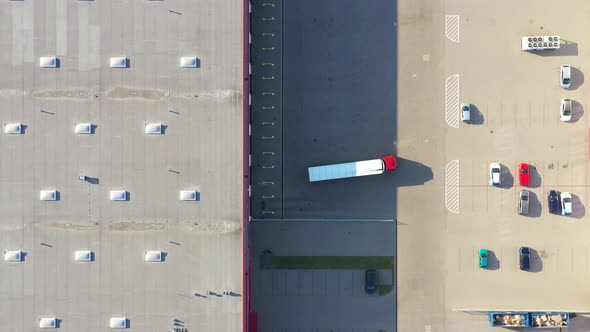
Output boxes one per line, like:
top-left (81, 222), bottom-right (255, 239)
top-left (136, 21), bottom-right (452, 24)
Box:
top-left (519, 163), bottom-right (530, 186)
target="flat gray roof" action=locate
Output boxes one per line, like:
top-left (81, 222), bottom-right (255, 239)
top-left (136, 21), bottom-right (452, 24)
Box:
top-left (0, 0), bottom-right (244, 331)
top-left (249, 0), bottom-right (398, 331)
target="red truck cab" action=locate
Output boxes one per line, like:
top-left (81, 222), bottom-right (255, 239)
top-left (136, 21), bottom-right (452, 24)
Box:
top-left (382, 156), bottom-right (397, 170)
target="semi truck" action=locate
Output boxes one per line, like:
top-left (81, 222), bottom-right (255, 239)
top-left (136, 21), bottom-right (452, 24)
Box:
top-left (308, 156), bottom-right (397, 182)
top-left (489, 312), bottom-right (571, 328)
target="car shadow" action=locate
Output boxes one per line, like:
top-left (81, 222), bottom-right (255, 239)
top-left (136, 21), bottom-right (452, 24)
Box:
top-left (570, 66), bottom-right (584, 90)
top-left (528, 164), bottom-right (541, 188)
top-left (570, 99), bottom-right (584, 123)
top-left (486, 250), bottom-right (500, 270)
top-left (570, 193), bottom-right (585, 219)
top-left (525, 191), bottom-right (542, 218)
top-left (500, 164), bottom-right (514, 189)
top-left (470, 104), bottom-right (484, 125)
top-left (528, 248), bottom-right (543, 273)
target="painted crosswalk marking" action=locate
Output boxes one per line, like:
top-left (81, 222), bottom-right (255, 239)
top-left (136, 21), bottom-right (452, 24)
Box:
top-left (445, 15), bottom-right (460, 43)
top-left (445, 74), bottom-right (460, 128)
top-left (445, 160), bottom-right (460, 214)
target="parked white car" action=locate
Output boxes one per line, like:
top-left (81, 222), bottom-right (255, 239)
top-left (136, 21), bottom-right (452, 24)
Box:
top-left (460, 103), bottom-right (471, 123)
top-left (560, 98), bottom-right (572, 122)
top-left (561, 192), bottom-right (572, 216)
top-left (489, 163), bottom-right (501, 186)
top-left (560, 64), bottom-right (571, 89)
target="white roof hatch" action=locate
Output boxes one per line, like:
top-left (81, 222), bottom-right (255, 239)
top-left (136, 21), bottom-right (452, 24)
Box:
top-left (109, 57), bottom-right (128, 68)
top-left (4, 250), bottom-right (22, 262)
top-left (40, 190), bottom-right (58, 201)
top-left (39, 317), bottom-right (57, 329)
top-left (144, 123), bottom-right (162, 135)
top-left (75, 250), bottom-right (92, 262)
top-left (39, 57), bottom-right (58, 68)
top-left (4, 123), bottom-right (22, 134)
top-left (179, 190), bottom-right (198, 201)
top-left (109, 317), bottom-right (128, 329)
top-left (109, 190), bottom-right (127, 201)
top-left (74, 123), bottom-right (92, 134)
top-left (180, 56), bottom-right (199, 68)
top-left (145, 251), bottom-right (163, 262)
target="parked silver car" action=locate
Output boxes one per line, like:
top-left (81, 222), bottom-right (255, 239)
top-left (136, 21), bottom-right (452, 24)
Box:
top-left (519, 190), bottom-right (529, 215)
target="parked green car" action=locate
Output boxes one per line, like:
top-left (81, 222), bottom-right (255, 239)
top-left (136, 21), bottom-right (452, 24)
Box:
top-left (479, 249), bottom-right (488, 268)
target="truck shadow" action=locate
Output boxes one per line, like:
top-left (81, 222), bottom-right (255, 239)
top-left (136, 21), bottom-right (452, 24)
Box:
top-left (388, 157), bottom-right (433, 187)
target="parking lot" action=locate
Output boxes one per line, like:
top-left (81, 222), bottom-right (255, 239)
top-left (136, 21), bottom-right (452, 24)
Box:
top-left (250, 221), bottom-right (396, 332)
top-left (397, 0), bottom-right (590, 331)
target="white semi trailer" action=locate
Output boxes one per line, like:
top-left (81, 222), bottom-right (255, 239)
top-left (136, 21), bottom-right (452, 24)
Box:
top-left (308, 156), bottom-right (397, 182)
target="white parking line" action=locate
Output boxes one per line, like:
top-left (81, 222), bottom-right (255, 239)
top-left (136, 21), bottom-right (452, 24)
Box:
top-left (445, 15), bottom-right (460, 43)
top-left (445, 160), bottom-right (460, 214)
top-left (445, 74), bottom-right (460, 128)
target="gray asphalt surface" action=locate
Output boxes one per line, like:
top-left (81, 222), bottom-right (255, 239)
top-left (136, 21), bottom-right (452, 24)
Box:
top-left (250, 0), bottom-right (399, 331)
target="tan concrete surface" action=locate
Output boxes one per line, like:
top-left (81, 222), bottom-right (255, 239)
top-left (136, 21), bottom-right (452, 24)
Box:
top-left (398, 0), bottom-right (590, 331)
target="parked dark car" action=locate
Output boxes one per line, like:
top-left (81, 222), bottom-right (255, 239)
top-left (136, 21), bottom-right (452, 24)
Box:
top-left (365, 270), bottom-right (377, 294)
top-left (547, 190), bottom-right (560, 214)
top-left (520, 247), bottom-right (531, 271)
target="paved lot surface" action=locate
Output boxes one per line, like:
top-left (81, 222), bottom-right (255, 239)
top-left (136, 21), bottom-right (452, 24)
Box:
top-left (0, 1), bottom-right (243, 331)
top-left (251, 221), bottom-right (396, 331)
top-left (250, 0), bottom-right (399, 220)
top-left (397, 0), bottom-right (590, 331)
top-left (250, 0), bottom-right (401, 331)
